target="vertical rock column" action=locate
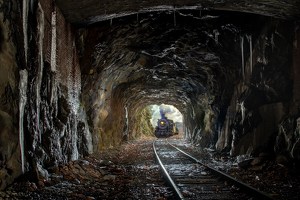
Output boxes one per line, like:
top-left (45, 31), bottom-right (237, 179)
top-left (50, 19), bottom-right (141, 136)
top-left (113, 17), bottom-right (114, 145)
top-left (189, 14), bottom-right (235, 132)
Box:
top-left (290, 22), bottom-right (300, 115)
top-left (18, 0), bottom-right (92, 181)
top-left (0, 0), bottom-right (23, 190)
top-left (216, 18), bottom-right (294, 156)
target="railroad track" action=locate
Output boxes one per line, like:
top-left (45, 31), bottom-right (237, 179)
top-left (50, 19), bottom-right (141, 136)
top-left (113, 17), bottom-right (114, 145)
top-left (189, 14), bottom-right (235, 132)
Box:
top-left (153, 138), bottom-right (274, 200)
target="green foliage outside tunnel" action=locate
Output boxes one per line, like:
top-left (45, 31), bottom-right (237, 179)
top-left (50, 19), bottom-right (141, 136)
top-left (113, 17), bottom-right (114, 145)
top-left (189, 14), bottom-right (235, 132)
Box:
top-left (134, 107), bottom-right (155, 138)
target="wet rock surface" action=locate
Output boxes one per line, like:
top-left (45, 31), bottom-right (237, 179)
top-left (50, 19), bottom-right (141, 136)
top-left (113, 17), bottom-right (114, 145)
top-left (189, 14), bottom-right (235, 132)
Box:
top-left (1, 135), bottom-right (299, 199)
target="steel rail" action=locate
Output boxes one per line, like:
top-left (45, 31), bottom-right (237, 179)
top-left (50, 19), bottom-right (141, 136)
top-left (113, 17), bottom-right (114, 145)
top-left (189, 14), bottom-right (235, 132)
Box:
top-left (167, 140), bottom-right (275, 200)
top-left (153, 140), bottom-right (185, 200)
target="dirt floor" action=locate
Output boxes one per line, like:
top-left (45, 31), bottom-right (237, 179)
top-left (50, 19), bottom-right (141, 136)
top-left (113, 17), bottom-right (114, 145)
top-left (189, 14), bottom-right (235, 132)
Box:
top-left (1, 135), bottom-right (300, 199)
top-left (1, 136), bottom-right (172, 200)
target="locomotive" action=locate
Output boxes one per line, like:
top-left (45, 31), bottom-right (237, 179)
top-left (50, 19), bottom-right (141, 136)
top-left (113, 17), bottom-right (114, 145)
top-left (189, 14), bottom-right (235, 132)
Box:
top-left (154, 111), bottom-right (178, 138)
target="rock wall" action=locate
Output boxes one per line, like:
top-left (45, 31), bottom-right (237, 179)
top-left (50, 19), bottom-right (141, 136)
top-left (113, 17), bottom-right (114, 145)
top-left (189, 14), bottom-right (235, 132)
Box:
top-left (184, 97), bottom-right (216, 148)
top-left (133, 107), bottom-right (155, 138)
top-left (272, 22), bottom-right (300, 161)
top-left (78, 10), bottom-right (299, 159)
top-left (0, 0), bottom-right (23, 190)
top-left (215, 18), bottom-right (296, 157)
top-left (79, 12), bottom-right (225, 151)
top-left (0, 0), bottom-right (92, 189)
top-left (22, 0), bottom-right (92, 178)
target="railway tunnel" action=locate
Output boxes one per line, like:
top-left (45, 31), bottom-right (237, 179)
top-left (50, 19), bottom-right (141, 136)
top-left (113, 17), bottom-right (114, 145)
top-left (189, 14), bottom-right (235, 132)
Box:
top-left (0, 0), bottom-right (300, 197)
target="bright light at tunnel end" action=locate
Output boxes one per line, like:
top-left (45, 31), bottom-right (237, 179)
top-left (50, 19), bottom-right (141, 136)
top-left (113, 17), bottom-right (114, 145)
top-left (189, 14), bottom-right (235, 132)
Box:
top-left (149, 104), bottom-right (183, 128)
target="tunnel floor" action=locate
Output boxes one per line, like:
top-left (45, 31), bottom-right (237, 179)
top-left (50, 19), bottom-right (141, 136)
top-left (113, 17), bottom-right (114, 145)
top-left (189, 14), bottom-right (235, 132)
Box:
top-left (1, 135), bottom-right (300, 199)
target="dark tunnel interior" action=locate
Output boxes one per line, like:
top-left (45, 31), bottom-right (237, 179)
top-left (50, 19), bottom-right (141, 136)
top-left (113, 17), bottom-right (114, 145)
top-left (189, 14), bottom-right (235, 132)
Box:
top-left (0, 0), bottom-right (300, 198)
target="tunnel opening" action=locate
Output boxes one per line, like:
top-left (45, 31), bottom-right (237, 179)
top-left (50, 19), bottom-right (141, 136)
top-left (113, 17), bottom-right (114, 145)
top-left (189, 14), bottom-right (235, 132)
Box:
top-left (150, 104), bottom-right (183, 138)
top-left (81, 8), bottom-right (266, 152)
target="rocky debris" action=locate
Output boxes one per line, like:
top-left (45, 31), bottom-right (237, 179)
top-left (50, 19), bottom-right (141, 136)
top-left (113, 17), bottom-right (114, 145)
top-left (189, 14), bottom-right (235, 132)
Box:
top-left (237, 158), bottom-right (254, 168)
top-left (0, 136), bottom-right (299, 199)
top-left (275, 117), bottom-right (300, 161)
top-left (227, 161), bottom-right (300, 199)
top-left (217, 158), bottom-right (300, 199)
top-left (1, 136), bottom-right (172, 199)
top-left (168, 136), bottom-right (300, 200)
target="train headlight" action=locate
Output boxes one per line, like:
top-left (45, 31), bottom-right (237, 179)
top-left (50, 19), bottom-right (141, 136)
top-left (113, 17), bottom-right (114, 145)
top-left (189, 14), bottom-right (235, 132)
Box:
top-left (160, 121), bottom-right (164, 126)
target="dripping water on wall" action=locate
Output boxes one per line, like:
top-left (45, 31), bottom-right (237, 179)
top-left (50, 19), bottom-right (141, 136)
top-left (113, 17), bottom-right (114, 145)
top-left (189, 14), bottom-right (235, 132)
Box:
top-left (19, 69), bottom-right (28, 174)
top-left (36, 2), bottom-right (44, 143)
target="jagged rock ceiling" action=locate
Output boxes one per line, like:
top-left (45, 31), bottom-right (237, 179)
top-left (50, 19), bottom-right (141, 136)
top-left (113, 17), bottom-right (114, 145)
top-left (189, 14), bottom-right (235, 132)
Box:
top-left (56, 0), bottom-right (300, 26)
top-left (56, 0), bottom-right (297, 151)
top-left (76, 4), bottom-right (294, 152)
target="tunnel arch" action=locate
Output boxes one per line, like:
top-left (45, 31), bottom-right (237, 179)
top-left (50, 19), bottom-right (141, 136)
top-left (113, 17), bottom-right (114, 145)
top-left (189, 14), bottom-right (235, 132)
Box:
top-left (56, 0), bottom-right (300, 26)
top-left (80, 10), bottom-right (249, 151)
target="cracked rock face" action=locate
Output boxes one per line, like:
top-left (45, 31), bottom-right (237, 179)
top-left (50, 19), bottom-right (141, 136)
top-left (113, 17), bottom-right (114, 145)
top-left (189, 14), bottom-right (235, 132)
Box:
top-left (80, 11), bottom-right (238, 150)
top-left (79, 10), bottom-right (295, 155)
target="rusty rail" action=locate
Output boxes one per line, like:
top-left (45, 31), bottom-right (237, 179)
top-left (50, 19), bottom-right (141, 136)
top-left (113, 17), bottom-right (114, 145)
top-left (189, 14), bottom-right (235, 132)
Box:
top-left (153, 139), bottom-right (185, 200)
top-left (167, 140), bottom-right (274, 200)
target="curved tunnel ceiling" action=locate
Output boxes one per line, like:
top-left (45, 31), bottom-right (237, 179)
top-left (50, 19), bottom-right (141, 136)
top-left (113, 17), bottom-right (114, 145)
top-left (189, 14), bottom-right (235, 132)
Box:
top-left (56, 0), bottom-right (300, 26)
top-left (79, 9), bottom-right (269, 120)
top-left (55, 0), bottom-right (300, 116)
top-left (54, 0), bottom-right (297, 149)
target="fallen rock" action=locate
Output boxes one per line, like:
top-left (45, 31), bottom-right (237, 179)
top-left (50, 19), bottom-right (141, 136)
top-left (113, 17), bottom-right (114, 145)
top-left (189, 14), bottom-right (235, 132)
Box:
top-left (238, 159), bottom-right (254, 168)
top-left (101, 160), bottom-right (114, 166)
top-left (48, 166), bottom-right (59, 174)
top-left (250, 157), bottom-right (261, 166)
top-left (275, 155), bottom-right (290, 165)
top-left (74, 164), bottom-right (86, 174)
top-left (86, 197), bottom-right (96, 200)
top-left (87, 169), bottom-right (101, 178)
top-left (36, 164), bottom-right (49, 181)
top-left (37, 181), bottom-right (45, 187)
top-left (103, 175), bottom-right (116, 181)
top-left (248, 163), bottom-right (266, 171)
